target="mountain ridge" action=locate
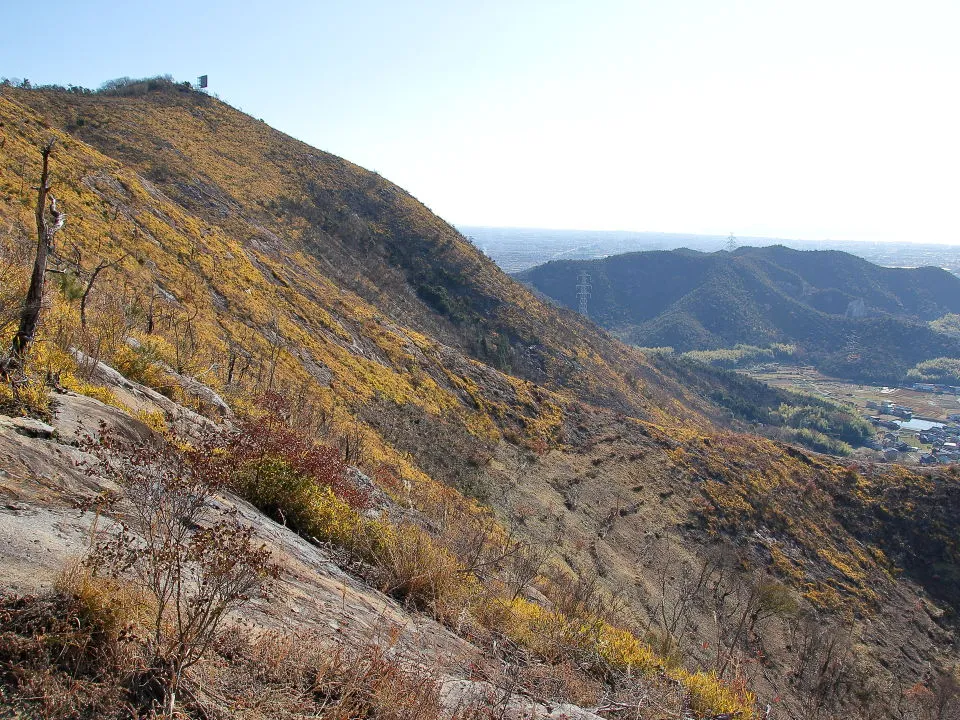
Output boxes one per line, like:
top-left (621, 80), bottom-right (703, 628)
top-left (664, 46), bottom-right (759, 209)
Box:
top-left (518, 245), bottom-right (960, 381)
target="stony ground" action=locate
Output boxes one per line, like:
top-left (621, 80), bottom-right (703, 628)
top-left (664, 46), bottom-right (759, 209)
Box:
top-left (0, 389), bottom-right (610, 719)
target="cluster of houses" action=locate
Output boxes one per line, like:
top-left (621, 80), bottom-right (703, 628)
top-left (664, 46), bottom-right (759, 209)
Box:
top-left (911, 382), bottom-right (960, 394)
top-left (918, 416), bottom-right (960, 465)
top-left (871, 431), bottom-right (919, 461)
top-left (866, 401), bottom-right (913, 448)
top-left (865, 401), bottom-right (960, 464)
top-left (867, 403), bottom-right (913, 457)
top-left (866, 400), bottom-right (912, 420)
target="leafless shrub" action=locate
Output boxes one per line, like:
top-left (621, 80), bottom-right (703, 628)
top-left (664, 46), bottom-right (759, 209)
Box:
top-left (76, 292), bottom-right (130, 377)
top-left (542, 566), bottom-right (608, 621)
top-left (707, 571), bottom-right (797, 680)
top-left (868, 668), bottom-right (960, 720)
top-left (436, 508), bottom-right (525, 584)
top-left (338, 417), bottom-right (369, 466)
top-left (505, 536), bottom-right (555, 601)
top-left (901, 670), bottom-right (960, 720)
top-left (780, 610), bottom-right (858, 719)
top-left (644, 541), bottom-right (797, 679)
top-left (80, 431), bottom-right (278, 718)
top-left (646, 546), bottom-right (718, 660)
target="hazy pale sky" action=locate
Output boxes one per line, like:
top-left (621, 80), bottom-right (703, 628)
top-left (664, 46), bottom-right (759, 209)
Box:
top-left (2, 0), bottom-right (958, 243)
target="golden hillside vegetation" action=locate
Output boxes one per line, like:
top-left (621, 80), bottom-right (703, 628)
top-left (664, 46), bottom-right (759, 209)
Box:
top-left (0, 79), bottom-right (958, 719)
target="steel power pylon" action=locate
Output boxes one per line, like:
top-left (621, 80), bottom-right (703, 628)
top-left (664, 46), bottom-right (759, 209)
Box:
top-left (576, 270), bottom-right (592, 317)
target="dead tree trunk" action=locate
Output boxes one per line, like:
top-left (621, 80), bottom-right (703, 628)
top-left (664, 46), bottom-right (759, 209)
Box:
top-left (79, 254), bottom-right (127, 328)
top-left (5, 140), bottom-right (65, 371)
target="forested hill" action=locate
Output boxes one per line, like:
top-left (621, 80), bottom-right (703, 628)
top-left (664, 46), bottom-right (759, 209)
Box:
top-left (518, 245), bottom-right (960, 381)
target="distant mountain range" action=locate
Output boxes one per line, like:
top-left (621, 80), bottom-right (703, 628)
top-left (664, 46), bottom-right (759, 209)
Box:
top-left (461, 225), bottom-right (960, 276)
top-left (518, 245), bottom-right (960, 382)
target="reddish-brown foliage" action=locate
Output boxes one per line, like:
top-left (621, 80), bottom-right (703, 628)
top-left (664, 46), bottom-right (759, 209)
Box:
top-left (219, 392), bottom-right (371, 510)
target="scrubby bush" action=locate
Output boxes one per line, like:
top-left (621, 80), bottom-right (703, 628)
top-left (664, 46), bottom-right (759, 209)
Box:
top-left (111, 334), bottom-right (177, 395)
top-left (0, 589), bottom-right (137, 718)
top-left (370, 522), bottom-right (479, 622)
top-left (80, 432), bottom-right (278, 718)
top-left (245, 465), bottom-right (369, 550)
top-left (207, 393), bottom-right (376, 554)
top-left (0, 373), bottom-right (50, 418)
top-left (778, 427), bottom-right (852, 455)
top-left (220, 392), bottom-right (369, 510)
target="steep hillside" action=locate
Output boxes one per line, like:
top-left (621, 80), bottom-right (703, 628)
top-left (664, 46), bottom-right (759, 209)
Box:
top-left (1, 79), bottom-right (959, 719)
top-left (518, 246), bottom-right (960, 382)
top-left (0, 81), bottom-right (713, 481)
top-left (9, 82), bottom-right (678, 412)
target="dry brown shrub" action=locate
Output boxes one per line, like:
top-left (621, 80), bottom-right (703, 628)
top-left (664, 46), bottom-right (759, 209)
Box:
top-left (0, 587), bottom-right (142, 720)
top-left (56, 558), bottom-right (154, 635)
top-left (202, 630), bottom-right (486, 720)
top-left (370, 522), bottom-right (480, 624)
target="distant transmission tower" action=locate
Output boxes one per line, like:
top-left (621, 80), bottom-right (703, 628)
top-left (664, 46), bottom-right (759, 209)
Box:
top-left (726, 232), bottom-right (738, 252)
top-left (576, 270), bottom-right (592, 317)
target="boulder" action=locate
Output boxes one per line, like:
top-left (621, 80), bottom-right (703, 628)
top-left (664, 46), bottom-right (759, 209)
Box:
top-left (439, 676), bottom-right (604, 720)
top-left (3, 416), bottom-right (56, 439)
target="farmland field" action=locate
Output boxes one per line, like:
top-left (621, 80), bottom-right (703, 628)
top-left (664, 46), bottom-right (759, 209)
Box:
top-left (746, 364), bottom-right (960, 422)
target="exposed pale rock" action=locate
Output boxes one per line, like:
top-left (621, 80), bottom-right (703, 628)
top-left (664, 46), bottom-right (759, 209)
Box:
top-left (3, 416), bottom-right (56, 439)
top-left (439, 677), bottom-right (604, 720)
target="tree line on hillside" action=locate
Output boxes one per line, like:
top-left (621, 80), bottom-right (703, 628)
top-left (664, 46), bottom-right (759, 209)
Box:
top-left (1, 75), bottom-right (198, 97)
top-left (651, 354), bottom-right (874, 455)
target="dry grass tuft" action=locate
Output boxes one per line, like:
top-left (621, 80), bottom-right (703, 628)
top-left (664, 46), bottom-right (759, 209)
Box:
top-left (55, 559), bottom-right (153, 634)
top-left (0, 586), bottom-right (143, 719)
top-left (197, 630), bottom-right (492, 720)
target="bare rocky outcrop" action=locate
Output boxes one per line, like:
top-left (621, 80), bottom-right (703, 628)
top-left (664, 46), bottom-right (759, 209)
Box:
top-left (0, 392), bottom-right (607, 719)
top-left (439, 677), bottom-right (605, 720)
top-left (70, 348), bottom-right (217, 436)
